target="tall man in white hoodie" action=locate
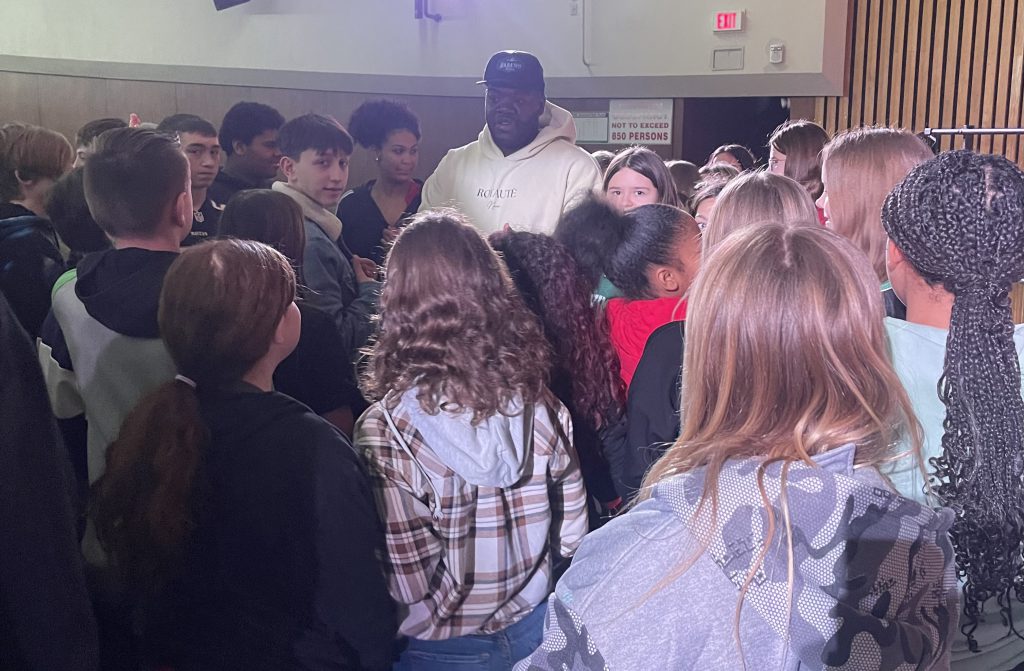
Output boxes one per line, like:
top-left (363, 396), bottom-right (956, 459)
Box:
top-left (419, 50), bottom-right (601, 234)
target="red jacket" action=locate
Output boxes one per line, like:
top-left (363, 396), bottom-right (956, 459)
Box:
top-left (606, 296), bottom-right (687, 388)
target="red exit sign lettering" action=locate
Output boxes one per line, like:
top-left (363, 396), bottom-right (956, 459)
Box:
top-left (714, 11), bottom-right (744, 32)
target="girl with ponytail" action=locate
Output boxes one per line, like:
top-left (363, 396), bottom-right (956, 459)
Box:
top-left (882, 150), bottom-right (1024, 668)
top-left (92, 239), bottom-right (396, 670)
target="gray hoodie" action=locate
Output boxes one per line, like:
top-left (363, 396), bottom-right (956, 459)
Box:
top-left (517, 444), bottom-right (959, 670)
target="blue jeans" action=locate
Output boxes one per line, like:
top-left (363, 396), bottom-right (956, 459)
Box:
top-left (394, 602), bottom-right (547, 670)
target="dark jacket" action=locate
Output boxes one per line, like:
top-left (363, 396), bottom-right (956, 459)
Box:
top-left (143, 387), bottom-right (398, 670)
top-left (337, 180), bottom-right (421, 266)
top-left (0, 203), bottom-right (66, 337)
top-left (0, 292), bottom-right (98, 671)
top-left (208, 169), bottom-right (263, 208)
top-left (619, 320), bottom-right (684, 498)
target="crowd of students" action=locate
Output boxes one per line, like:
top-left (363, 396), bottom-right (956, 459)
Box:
top-left (2, 48), bottom-right (1024, 671)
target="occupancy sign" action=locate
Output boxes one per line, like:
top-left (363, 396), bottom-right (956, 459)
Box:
top-left (608, 99), bottom-right (673, 145)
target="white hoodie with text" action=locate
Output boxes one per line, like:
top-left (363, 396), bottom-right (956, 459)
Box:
top-left (419, 101), bottom-right (601, 235)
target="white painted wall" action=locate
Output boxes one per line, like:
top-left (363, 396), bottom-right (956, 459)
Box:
top-left (0, 0), bottom-right (848, 96)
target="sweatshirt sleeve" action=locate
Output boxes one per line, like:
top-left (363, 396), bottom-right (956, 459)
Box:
top-left (547, 404), bottom-right (589, 559)
top-left (418, 151), bottom-right (455, 213)
top-left (302, 233), bottom-right (379, 359)
top-left (299, 427), bottom-right (397, 671)
top-left (513, 594), bottom-right (609, 671)
top-left (0, 293), bottom-right (99, 671)
top-left (561, 154), bottom-right (602, 215)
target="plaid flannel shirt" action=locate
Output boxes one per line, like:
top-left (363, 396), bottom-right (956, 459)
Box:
top-left (356, 396), bottom-right (588, 641)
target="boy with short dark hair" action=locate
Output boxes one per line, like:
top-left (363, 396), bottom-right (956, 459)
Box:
top-left (39, 128), bottom-right (192, 492)
top-left (156, 113), bottom-right (222, 245)
top-left (272, 113), bottom-right (378, 359)
top-left (209, 101), bottom-right (284, 205)
top-left (72, 117), bottom-right (128, 168)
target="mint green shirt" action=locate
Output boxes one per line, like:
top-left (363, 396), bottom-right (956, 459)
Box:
top-left (885, 317), bottom-right (1024, 669)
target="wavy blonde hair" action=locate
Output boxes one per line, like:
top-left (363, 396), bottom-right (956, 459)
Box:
top-left (702, 170), bottom-right (819, 252)
top-left (362, 209), bottom-right (552, 422)
top-left (820, 127), bottom-right (933, 281)
top-left (639, 224), bottom-right (921, 660)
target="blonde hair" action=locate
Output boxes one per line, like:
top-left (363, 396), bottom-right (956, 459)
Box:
top-left (821, 127), bottom-right (934, 281)
top-left (703, 170), bottom-right (819, 252)
top-left (639, 224), bottom-right (921, 658)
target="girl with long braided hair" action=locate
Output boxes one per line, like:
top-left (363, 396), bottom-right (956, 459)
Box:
top-left (882, 150), bottom-right (1024, 669)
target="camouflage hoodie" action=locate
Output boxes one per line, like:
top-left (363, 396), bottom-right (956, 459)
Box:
top-left (517, 444), bottom-right (959, 671)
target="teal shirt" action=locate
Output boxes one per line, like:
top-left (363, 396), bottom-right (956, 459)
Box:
top-left (594, 275), bottom-right (622, 300)
top-left (885, 316), bottom-right (1024, 669)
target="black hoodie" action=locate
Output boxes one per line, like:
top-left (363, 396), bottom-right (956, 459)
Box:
top-left (0, 203), bottom-right (65, 337)
top-left (142, 386), bottom-right (398, 670)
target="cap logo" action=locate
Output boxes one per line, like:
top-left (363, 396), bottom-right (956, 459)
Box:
top-left (498, 59), bottom-right (523, 74)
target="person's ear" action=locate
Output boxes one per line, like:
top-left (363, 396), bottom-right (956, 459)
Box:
top-left (655, 265), bottom-right (680, 295)
top-left (173, 190), bottom-right (192, 230)
top-left (280, 155), bottom-right (296, 180)
top-left (233, 140), bottom-right (248, 156)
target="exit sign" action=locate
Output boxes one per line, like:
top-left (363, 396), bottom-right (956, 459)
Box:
top-left (714, 10), bottom-right (744, 32)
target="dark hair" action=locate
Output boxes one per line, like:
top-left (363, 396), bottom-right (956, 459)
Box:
top-left (768, 120), bottom-right (830, 199)
top-left (155, 113), bottom-right (217, 138)
top-left (552, 192), bottom-right (631, 291)
top-left (362, 210), bottom-right (552, 422)
top-left (74, 117), bottom-right (128, 148)
top-left (666, 160), bottom-right (700, 202)
top-left (603, 146), bottom-right (682, 208)
top-left (83, 128), bottom-right (188, 238)
top-left (882, 150), bottom-right (1024, 639)
top-left (45, 167), bottom-right (110, 257)
top-left (490, 230), bottom-right (624, 430)
top-left (92, 239), bottom-right (296, 591)
top-left (218, 189), bottom-right (306, 271)
top-left (591, 150), bottom-right (616, 173)
top-left (347, 100), bottom-right (421, 150)
top-left (0, 125), bottom-right (73, 201)
top-left (697, 163), bottom-right (740, 184)
top-left (218, 102), bottom-right (285, 156)
top-left (609, 203), bottom-right (699, 299)
top-left (709, 144), bottom-right (757, 171)
top-left (278, 114), bottom-right (353, 159)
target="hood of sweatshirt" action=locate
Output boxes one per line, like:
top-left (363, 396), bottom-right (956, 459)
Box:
top-left (396, 389), bottom-right (533, 488)
top-left (479, 101), bottom-right (578, 162)
top-left (72, 247), bottom-right (178, 339)
top-left (272, 181), bottom-right (343, 242)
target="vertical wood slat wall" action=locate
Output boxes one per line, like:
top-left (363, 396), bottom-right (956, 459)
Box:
top-left (811, 0), bottom-right (1024, 165)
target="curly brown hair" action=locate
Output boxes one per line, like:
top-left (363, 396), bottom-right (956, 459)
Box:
top-left (489, 230), bottom-right (624, 430)
top-left (361, 210), bottom-right (552, 422)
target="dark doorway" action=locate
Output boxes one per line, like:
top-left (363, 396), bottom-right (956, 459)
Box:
top-left (681, 97), bottom-right (790, 167)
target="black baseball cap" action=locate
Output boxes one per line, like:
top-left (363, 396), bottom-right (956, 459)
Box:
top-left (477, 51), bottom-right (545, 93)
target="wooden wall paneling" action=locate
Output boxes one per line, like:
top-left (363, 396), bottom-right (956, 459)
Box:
top-left (837, 0), bottom-right (859, 134)
top-left (814, 96), bottom-right (828, 135)
top-left (862, 0), bottom-right (881, 127)
top-left (914, 0), bottom-right (935, 134)
top-left (877, 0), bottom-right (896, 124)
top-left (0, 71), bottom-right (41, 126)
top-left (36, 75), bottom-right (109, 141)
top-left (1009, 1), bottom-right (1024, 164)
top-left (966, 0), bottom-right (989, 152)
top-left (247, 87), bottom-right (332, 124)
top-left (104, 79), bottom-right (177, 127)
top-left (927, 0), bottom-right (951, 148)
top-left (980, 0), bottom-right (1003, 154)
top-left (993, 0), bottom-right (1015, 156)
top-left (943, 0), bottom-right (967, 152)
top-left (896, 0), bottom-right (916, 129)
top-left (174, 83), bottom-right (254, 129)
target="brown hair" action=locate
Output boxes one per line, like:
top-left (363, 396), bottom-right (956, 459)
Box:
top-left (93, 239), bottom-right (296, 591)
top-left (820, 127), bottom-right (933, 281)
top-left (666, 160), bottom-right (700, 202)
top-left (768, 120), bottom-right (830, 199)
top-left (604, 146), bottom-right (682, 208)
top-left (0, 125), bottom-right (73, 202)
top-left (362, 209), bottom-right (552, 422)
top-left (641, 224), bottom-right (919, 650)
top-left (218, 189), bottom-right (307, 270)
top-left (83, 127), bottom-right (189, 238)
top-left (703, 171), bottom-right (819, 252)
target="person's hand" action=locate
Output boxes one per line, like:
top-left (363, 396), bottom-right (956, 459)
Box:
top-left (353, 255), bottom-right (379, 284)
top-left (128, 113), bottom-right (142, 128)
